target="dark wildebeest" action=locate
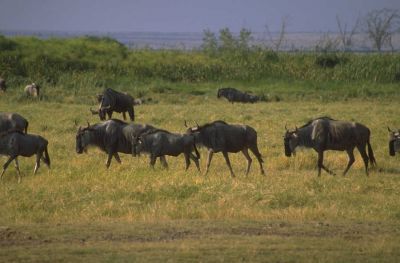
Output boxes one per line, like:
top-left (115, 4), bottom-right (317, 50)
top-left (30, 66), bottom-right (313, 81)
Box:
top-left (0, 112), bottom-right (29, 134)
top-left (217, 87), bottom-right (260, 103)
top-left (24, 83), bottom-right (40, 97)
top-left (75, 120), bottom-right (167, 168)
top-left (0, 78), bottom-right (6, 92)
top-left (186, 120), bottom-right (265, 177)
top-left (133, 129), bottom-right (200, 171)
top-left (0, 131), bottom-right (50, 183)
top-left (90, 88), bottom-right (135, 121)
top-left (388, 127), bottom-right (400, 156)
top-left (284, 117), bottom-right (376, 176)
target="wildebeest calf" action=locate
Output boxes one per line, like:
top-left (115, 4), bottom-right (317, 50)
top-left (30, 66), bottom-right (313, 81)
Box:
top-left (0, 112), bottom-right (29, 134)
top-left (0, 131), bottom-right (50, 183)
top-left (133, 129), bottom-right (200, 171)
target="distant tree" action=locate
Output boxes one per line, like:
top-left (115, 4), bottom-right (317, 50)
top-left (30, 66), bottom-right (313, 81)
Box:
top-left (238, 28), bottom-right (253, 51)
top-left (315, 33), bottom-right (340, 53)
top-left (219, 27), bottom-right (237, 52)
top-left (265, 16), bottom-right (288, 51)
top-left (364, 8), bottom-right (400, 52)
top-left (201, 29), bottom-right (218, 55)
top-left (336, 15), bottom-right (360, 51)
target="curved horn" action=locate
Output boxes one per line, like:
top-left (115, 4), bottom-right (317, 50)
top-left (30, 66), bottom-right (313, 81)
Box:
top-left (184, 120), bottom-right (188, 127)
top-left (388, 127), bottom-right (393, 132)
top-left (90, 107), bottom-right (99, 114)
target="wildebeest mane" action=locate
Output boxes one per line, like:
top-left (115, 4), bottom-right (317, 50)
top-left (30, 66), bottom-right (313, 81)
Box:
top-left (299, 116), bottom-right (336, 129)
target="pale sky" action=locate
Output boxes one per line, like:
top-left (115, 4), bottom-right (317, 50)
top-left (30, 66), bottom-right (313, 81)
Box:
top-left (0, 0), bottom-right (399, 32)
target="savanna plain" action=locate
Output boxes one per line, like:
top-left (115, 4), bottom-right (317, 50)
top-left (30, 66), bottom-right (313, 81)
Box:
top-left (0, 36), bottom-right (400, 262)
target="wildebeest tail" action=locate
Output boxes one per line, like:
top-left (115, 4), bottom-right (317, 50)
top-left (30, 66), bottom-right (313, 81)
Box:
top-left (367, 140), bottom-right (376, 166)
top-left (43, 145), bottom-right (51, 167)
top-left (24, 122), bottom-right (29, 134)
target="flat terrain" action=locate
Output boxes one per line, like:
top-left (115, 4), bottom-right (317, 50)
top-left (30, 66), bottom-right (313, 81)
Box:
top-left (0, 96), bottom-right (399, 262)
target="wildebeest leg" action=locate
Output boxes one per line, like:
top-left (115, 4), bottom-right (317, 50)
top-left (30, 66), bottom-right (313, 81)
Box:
top-left (106, 152), bottom-right (113, 168)
top-left (149, 154), bottom-right (157, 168)
top-left (1, 156), bottom-right (17, 181)
top-left (184, 152), bottom-right (191, 171)
top-left (189, 153), bottom-right (200, 172)
top-left (107, 111), bottom-right (113, 120)
top-left (318, 151), bottom-right (335, 176)
top-left (249, 146), bottom-right (265, 175)
top-left (113, 153), bottom-right (122, 164)
top-left (222, 151), bottom-right (235, 178)
top-left (14, 158), bottom-right (22, 182)
top-left (160, 156), bottom-right (168, 169)
top-left (34, 152), bottom-right (43, 175)
top-left (357, 144), bottom-right (370, 176)
top-left (343, 148), bottom-right (355, 176)
top-left (241, 148), bottom-right (252, 176)
top-left (128, 108), bottom-right (135, 121)
top-left (122, 112), bottom-right (126, 120)
top-left (204, 150), bottom-right (214, 175)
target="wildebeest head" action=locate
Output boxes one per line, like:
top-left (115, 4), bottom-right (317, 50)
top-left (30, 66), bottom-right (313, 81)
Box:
top-left (388, 127), bottom-right (400, 156)
top-left (184, 120), bottom-right (200, 135)
top-left (75, 123), bottom-right (95, 154)
top-left (284, 126), bottom-right (299, 157)
top-left (90, 102), bottom-right (111, 121)
top-left (131, 135), bottom-right (144, 156)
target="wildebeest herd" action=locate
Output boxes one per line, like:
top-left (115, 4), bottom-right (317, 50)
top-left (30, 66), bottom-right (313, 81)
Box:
top-left (0, 84), bottom-right (399, 183)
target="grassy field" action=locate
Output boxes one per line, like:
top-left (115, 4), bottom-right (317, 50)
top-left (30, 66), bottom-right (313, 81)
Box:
top-left (0, 87), bottom-right (399, 261)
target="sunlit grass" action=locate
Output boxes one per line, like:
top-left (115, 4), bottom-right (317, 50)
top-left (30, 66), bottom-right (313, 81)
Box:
top-left (0, 97), bottom-right (399, 226)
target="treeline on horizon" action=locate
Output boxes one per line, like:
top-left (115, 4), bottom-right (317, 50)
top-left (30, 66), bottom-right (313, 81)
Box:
top-left (0, 32), bottom-right (399, 89)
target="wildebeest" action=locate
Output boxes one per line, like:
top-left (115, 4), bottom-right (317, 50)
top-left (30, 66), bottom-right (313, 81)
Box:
top-left (0, 131), bottom-right (50, 183)
top-left (217, 87), bottom-right (260, 103)
top-left (284, 117), bottom-right (376, 176)
top-left (186, 120), bottom-right (265, 177)
top-left (133, 129), bottom-right (200, 171)
top-left (75, 120), bottom-right (167, 168)
top-left (24, 83), bottom-right (40, 97)
top-left (90, 88), bottom-right (135, 121)
top-left (0, 78), bottom-right (6, 92)
top-left (0, 112), bottom-right (29, 134)
top-left (388, 127), bottom-right (400, 156)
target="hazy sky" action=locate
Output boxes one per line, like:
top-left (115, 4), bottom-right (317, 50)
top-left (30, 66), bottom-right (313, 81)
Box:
top-left (0, 0), bottom-right (399, 32)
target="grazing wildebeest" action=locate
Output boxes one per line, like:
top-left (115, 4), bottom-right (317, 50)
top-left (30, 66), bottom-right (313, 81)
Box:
top-left (284, 117), bottom-right (376, 176)
top-left (0, 112), bottom-right (29, 134)
top-left (90, 88), bottom-right (135, 121)
top-left (76, 120), bottom-right (167, 168)
top-left (133, 129), bottom-right (200, 171)
top-left (186, 120), bottom-right (265, 177)
top-left (0, 78), bottom-right (6, 92)
top-left (24, 83), bottom-right (40, 97)
top-left (388, 127), bottom-right (400, 156)
top-left (0, 131), bottom-right (50, 183)
top-left (217, 87), bottom-right (260, 103)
